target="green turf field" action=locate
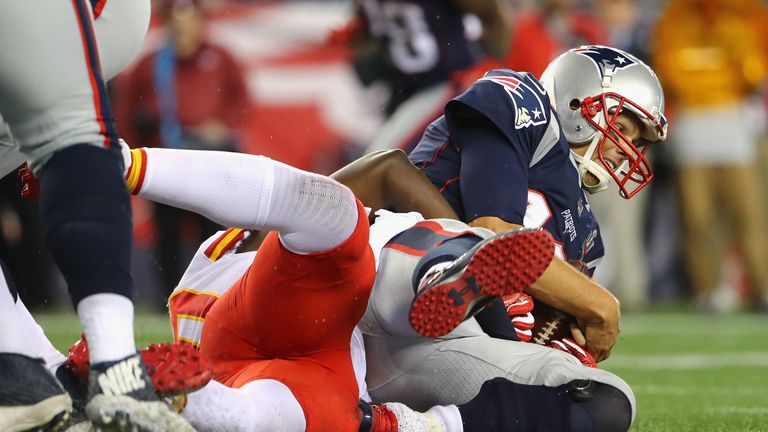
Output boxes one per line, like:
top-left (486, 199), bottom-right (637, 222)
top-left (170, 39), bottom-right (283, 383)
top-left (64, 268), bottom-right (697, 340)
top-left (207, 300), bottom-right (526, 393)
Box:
top-left (33, 309), bottom-right (768, 431)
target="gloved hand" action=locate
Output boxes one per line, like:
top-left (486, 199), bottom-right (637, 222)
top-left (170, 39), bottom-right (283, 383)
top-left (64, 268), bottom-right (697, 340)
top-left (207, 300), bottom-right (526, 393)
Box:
top-left (550, 338), bottom-right (598, 368)
top-left (502, 292), bottom-right (535, 342)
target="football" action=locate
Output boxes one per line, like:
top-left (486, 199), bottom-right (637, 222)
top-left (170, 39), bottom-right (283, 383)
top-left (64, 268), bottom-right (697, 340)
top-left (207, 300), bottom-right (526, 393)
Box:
top-left (530, 300), bottom-right (575, 346)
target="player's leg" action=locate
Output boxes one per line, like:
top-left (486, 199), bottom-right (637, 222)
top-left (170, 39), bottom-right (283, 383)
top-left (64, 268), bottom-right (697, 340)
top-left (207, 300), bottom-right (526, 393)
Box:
top-left (199, 204), bottom-right (372, 431)
top-left (361, 218), bottom-right (553, 338)
top-left (0, 2), bottom-right (191, 431)
top-left (125, 146), bottom-right (376, 429)
top-left (0, 258), bottom-right (72, 431)
top-left (0, 260), bottom-right (67, 370)
top-left (0, 117), bottom-right (25, 179)
top-left (365, 333), bottom-right (634, 432)
top-left (124, 146), bottom-right (359, 253)
top-left (182, 379), bottom-right (306, 431)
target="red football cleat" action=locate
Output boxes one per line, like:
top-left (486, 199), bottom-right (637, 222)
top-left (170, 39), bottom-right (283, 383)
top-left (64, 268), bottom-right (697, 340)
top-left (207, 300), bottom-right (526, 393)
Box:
top-left (67, 335), bottom-right (213, 397)
top-left (410, 228), bottom-right (554, 338)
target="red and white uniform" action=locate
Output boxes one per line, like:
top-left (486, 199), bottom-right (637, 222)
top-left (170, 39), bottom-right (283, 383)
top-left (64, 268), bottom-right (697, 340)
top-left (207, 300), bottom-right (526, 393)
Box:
top-left (169, 202), bottom-right (375, 432)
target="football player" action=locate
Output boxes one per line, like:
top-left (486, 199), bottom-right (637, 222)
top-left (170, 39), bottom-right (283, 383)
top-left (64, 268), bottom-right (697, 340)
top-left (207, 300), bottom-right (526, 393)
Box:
top-left (0, 0), bottom-right (194, 430)
top-left (337, 0), bottom-right (510, 154)
top-left (360, 45), bottom-right (668, 432)
top-left (123, 143), bottom-right (560, 431)
top-left (18, 137), bottom-right (638, 432)
top-left (16, 145), bottom-right (556, 431)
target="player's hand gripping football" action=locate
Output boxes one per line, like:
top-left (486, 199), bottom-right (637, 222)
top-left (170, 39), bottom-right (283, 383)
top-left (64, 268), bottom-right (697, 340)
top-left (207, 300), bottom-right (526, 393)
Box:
top-left (577, 304), bottom-right (620, 363)
top-left (502, 292), bottom-right (535, 342)
top-left (550, 338), bottom-right (598, 368)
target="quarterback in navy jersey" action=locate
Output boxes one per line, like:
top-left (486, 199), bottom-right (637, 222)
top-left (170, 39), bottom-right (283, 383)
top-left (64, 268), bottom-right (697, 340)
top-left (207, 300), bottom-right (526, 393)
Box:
top-left (409, 45), bottom-right (668, 361)
top-left (410, 70), bottom-right (606, 274)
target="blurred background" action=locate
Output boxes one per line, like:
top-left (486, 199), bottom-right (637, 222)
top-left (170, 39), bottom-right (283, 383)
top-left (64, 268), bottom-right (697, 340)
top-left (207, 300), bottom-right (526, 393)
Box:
top-left (5, 1), bottom-right (767, 429)
top-left (5, 0), bottom-right (768, 315)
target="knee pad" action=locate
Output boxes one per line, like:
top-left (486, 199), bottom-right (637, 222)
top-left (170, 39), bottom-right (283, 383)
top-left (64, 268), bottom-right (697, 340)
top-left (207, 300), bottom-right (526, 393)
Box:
top-left (567, 380), bottom-right (632, 432)
top-left (459, 378), bottom-right (632, 432)
top-left (39, 144), bottom-right (132, 304)
top-left (458, 378), bottom-right (570, 432)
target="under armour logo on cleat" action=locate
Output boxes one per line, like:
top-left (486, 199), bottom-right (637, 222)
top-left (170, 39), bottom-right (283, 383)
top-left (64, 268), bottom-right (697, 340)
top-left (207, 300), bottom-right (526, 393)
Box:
top-left (448, 277), bottom-right (481, 306)
top-left (98, 356), bottom-right (147, 396)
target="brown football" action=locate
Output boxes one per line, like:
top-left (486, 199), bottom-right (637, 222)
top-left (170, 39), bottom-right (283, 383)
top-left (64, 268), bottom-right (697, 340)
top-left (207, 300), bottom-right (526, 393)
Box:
top-left (530, 300), bottom-right (575, 346)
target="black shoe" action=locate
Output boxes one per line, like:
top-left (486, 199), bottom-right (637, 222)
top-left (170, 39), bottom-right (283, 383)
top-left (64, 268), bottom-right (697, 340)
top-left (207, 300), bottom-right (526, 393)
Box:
top-left (409, 228), bottom-right (554, 337)
top-left (0, 353), bottom-right (72, 432)
top-left (85, 353), bottom-right (194, 432)
top-left (55, 363), bottom-right (91, 431)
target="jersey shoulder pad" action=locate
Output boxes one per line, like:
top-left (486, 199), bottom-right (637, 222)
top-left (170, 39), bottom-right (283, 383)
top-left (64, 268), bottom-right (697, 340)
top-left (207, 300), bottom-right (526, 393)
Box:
top-left (448, 69), bottom-right (551, 132)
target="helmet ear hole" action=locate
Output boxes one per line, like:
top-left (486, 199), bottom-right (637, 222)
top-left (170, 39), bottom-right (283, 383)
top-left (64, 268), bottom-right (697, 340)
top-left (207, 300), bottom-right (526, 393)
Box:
top-left (569, 99), bottom-right (581, 110)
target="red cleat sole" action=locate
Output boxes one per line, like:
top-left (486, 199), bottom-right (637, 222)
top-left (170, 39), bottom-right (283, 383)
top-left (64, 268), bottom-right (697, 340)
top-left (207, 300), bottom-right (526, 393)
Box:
top-left (409, 229), bottom-right (554, 338)
top-left (140, 343), bottom-right (213, 396)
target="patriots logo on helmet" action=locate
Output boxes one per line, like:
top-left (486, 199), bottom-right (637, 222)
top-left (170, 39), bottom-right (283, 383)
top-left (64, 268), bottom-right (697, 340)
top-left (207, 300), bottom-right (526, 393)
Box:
top-left (573, 46), bottom-right (637, 79)
top-left (480, 75), bottom-right (547, 129)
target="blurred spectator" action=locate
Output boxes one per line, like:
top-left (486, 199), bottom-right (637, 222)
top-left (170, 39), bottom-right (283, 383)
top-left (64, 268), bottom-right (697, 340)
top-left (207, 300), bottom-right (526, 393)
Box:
top-left (334, 0), bottom-right (510, 153)
top-left (0, 123), bottom-right (60, 309)
top-left (503, 0), bottom-right (607, 78)
top-left (116, 0), bottom-right (249, 295)
top-left (653, 0), bottom-right (768, 312)
top-left (0, 175), bottom-right (61, 309)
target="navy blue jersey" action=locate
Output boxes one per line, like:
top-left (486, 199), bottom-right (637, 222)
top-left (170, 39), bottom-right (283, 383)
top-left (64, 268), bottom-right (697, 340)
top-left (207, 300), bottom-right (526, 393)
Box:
top-left (358, 0), bottom-right (480, 111)
top-left (410, 69), bottom-right (604, 274)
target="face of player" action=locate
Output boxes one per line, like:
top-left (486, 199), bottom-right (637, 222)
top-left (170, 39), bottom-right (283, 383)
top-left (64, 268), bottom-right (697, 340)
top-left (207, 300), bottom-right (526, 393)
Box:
top-left (571, 111), bottom-right (644, 189)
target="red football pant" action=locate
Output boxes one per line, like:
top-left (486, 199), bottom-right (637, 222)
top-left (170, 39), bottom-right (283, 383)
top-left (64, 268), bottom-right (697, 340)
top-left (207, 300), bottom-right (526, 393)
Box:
top-left (200, 200), bottom-right (374, 432)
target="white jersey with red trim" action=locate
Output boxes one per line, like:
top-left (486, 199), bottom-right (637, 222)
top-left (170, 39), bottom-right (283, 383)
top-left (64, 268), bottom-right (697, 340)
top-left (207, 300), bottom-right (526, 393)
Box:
top-left (168, 228), bottom-right (252, 347)
top-left (167, 228), bottom-right (372, 401)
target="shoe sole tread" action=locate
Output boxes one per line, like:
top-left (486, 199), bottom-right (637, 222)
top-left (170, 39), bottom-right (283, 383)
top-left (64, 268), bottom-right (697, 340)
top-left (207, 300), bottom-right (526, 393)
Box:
top-left (410, 229), bottom-right (554, 337)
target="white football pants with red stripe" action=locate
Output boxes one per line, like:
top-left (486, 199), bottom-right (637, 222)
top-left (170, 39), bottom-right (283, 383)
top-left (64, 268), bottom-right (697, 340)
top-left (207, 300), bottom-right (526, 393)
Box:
top-left (0, 0), bottom-right (149, 175)
top-left (360, 214), bottom-right (636, 421)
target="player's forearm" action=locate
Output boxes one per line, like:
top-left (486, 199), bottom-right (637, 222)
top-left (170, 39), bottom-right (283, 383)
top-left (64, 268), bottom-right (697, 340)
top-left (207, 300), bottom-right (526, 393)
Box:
top-left (469, 216), bottom-right (620, 328)
top-left (382, 151), bottom-right (459, 219)
top-left (331, 149), bottom-right (458, 220)
top-left (527, 257), bottom-right (620, 328)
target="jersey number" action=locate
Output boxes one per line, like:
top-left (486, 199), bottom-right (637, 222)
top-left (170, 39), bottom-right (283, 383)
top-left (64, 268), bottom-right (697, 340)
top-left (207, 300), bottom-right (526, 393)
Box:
top-left (361, 0), bottom-right (439, 74)
top-left (524, 190), bottom-right (565, 259)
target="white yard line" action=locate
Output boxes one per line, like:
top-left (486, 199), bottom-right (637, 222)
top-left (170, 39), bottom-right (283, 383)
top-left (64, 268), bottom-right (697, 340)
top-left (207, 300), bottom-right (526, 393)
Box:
top-left (709, 407), bottom-right (768, 415)
top-left (632, 384), bottom-right (767, 396)
top-left (604, 352), bottom-right (768, 369)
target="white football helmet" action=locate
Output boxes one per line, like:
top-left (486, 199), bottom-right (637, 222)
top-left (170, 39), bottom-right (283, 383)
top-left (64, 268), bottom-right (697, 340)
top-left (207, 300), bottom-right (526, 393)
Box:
top-left (540, 45), bottom-right (667, 198)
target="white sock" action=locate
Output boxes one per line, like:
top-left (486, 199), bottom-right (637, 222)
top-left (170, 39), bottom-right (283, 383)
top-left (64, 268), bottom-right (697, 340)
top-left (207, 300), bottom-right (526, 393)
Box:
top-left (184, 379), bottom-right (306, 432)
top-left (0, 274), bottom-right (66, 368)
top-left (127, 148), bottom-right (357, 253)
top-left (76, 293), bottom-right (136, 364)
top-left (425, 404), bottom-right (463, 432)
top-left (384, 402), bottom-right (463, 432)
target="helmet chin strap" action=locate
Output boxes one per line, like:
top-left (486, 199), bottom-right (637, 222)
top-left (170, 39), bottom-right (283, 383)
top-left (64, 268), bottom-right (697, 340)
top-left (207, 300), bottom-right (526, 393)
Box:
top-left (571, 132), bottom-right (612, 194)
